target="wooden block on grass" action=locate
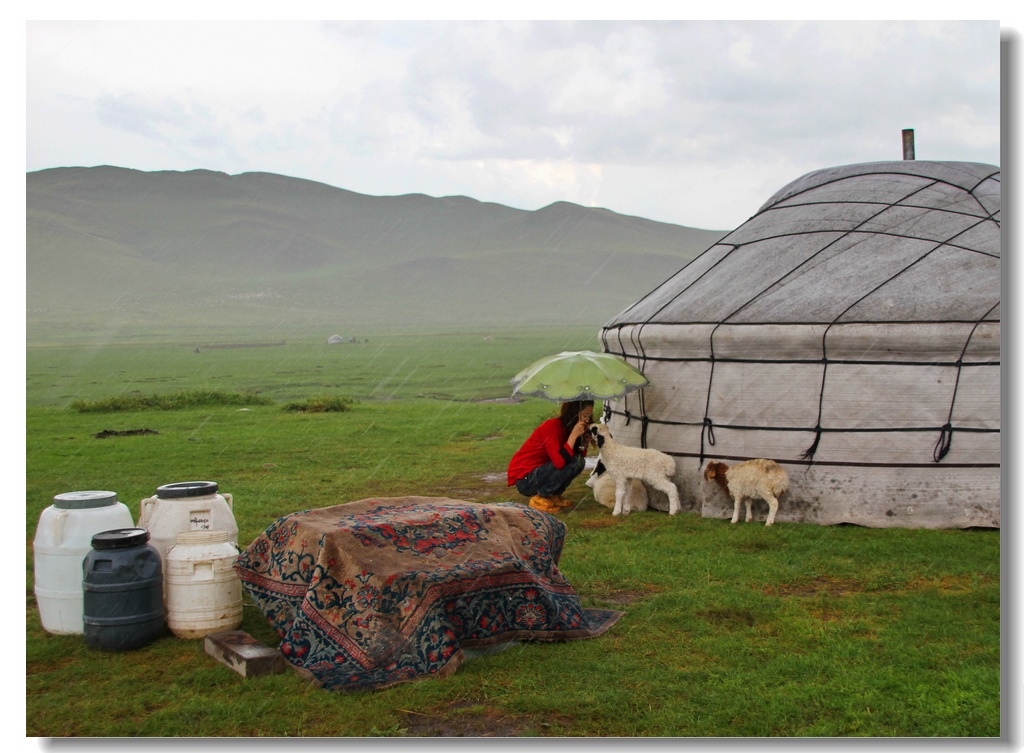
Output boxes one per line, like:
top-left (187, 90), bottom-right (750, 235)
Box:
top-left (204, 630), bottom-right (289, 678)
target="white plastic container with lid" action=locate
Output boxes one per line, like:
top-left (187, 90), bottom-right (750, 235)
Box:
top-left (165, 530), bottom-right (243, 639)
top-left (33, 490), bottom-right (135, 634)
top-left (137, 481), bottom-right (238, 564)
top-left (83, 527), bottom-right (166, 651)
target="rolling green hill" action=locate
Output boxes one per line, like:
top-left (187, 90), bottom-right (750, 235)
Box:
top-left (27, 166), bottom-right (726, 342)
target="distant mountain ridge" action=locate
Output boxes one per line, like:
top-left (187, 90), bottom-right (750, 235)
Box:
top-left (26, 166), bottom-right (727, 340)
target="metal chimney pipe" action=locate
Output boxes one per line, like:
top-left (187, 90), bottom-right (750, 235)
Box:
top-left (902, 129), bottom-right (915, 160)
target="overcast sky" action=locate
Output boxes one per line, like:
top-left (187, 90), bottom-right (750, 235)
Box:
top-left (25, 16), bottom-right (1004, 230)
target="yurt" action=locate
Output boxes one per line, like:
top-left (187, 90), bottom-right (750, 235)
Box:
top-left (599, 160), bottom-right (1000, 529)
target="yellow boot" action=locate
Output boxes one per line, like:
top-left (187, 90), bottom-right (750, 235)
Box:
top-left (529, 495), bottom-right (561, 513)
top-left (551, 494), bottom-right (573, 509)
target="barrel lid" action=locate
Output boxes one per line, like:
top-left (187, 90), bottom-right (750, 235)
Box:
top-left (91, 528), bottom-right (151, 550)
top-left (155, 481), bottom-right (219, 499)
top-left (53, 490), bottom-right (119, 510)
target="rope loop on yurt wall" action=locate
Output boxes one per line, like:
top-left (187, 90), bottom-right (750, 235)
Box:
top-left (931, 301), bottom-right (1001, 464)
top-left (699, 417), bottom-right (716, 466)
top-left (697, 323), bottom-right (722, 464)
top-left (801, 428), bottom-right (822, 462)
top-left (933, 423), bottom-right (954, 463)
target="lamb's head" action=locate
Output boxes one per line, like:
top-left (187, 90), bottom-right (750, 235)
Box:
top-left (590, 423), bottom-right (611, 448)
top-left (703, 461), bottom-right (731, 493)
top-left (584, 459), bottom-right (606, 489)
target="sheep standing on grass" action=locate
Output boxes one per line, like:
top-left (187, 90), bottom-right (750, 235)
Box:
top-left (589, 424), bottom-right (681, 516)
top-left (585, 459), bottom-right (650, 513)
top-left (703, 459), bottom-right (789, 527)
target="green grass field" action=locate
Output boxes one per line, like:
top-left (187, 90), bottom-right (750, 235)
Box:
top-left (25, 328), bottom-right (1001, 738)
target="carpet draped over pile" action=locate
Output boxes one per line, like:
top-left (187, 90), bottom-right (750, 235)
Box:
top-left (235, 496), bottom-right (622, 691)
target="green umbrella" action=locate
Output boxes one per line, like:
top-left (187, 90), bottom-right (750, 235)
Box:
top-left (510, 350), bottom-right (649, 402)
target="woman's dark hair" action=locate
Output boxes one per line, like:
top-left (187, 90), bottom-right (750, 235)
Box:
top-left (559, 400), bottom-right (594, 435)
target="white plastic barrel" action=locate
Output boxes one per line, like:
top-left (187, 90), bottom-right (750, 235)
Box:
top-left (165, 530), bottom-right (243, 639)
top-left (33, 491), bottom-right (135, 634)
top-left (137, 481), bottom-right (238, 564)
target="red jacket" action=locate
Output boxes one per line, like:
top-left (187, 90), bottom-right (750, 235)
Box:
top-left (507, 418), bottom-right (587, 486)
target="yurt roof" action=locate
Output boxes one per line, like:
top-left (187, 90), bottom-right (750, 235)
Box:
top-left (607, 161), bottom-right (1000, 329)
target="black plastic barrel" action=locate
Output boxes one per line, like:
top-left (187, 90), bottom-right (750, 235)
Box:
top-left (82, 528), bottom-right (166, 651)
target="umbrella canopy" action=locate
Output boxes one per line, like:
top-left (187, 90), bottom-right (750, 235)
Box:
top-left (510, 350), bottom-right (649, 402)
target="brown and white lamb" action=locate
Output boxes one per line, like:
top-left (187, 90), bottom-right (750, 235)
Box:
top-left (589, 424), bottom-right (680, 516)
top-left (703, 459), bottom-right (788, 527)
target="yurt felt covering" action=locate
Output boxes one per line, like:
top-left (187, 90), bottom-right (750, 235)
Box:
top-left (600, 161), bottom-right (1000, 529)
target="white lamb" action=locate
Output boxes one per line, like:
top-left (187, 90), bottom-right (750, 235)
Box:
top-left (589, 424), bottom-right (681, 516)
top-left (585, 459), bottom-right (649, 513)
top-left (703, 459), bottom-right (789, 527)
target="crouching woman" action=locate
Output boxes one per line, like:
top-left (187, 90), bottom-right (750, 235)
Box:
top-left (507, 400), bottom-right (593, 513)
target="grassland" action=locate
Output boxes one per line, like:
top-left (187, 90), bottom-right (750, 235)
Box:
top-left (25, 327), bottom-right (1001, 738)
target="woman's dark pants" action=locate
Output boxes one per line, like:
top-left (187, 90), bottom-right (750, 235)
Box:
top-left (514, 454), bottom-right (586, 498)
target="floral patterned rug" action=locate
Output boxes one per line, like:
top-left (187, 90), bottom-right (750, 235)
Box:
top-left (234, 496), bottom-right (623, 691)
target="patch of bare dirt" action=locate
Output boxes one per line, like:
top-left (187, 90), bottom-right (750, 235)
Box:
top-left (438, 472), bottom-right (513, 504)
top-left (584, 583), bottom-right (660, 606)
top-left (601, 590), bottom-right (648, 606)
top-left (903, 574), bottom-right (993, 593)
top-left (94, 428), bottom-right (159, 439)
top-left (695, 606), bottom-right (756, 628)
top-left (764, 575), bottom-right (865, 597)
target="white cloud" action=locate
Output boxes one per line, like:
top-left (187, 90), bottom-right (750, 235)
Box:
top-left (25, 19), bottom-right (1002, 230)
